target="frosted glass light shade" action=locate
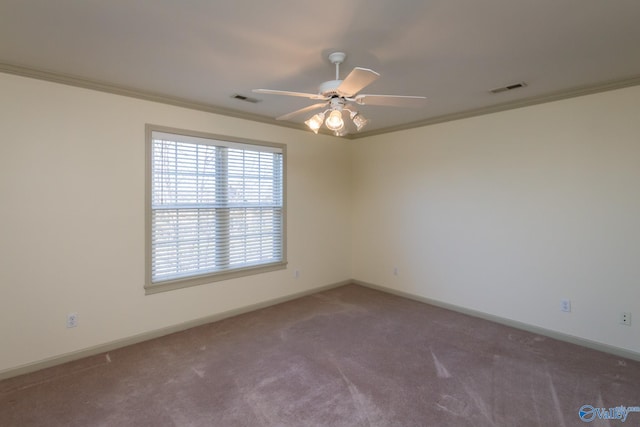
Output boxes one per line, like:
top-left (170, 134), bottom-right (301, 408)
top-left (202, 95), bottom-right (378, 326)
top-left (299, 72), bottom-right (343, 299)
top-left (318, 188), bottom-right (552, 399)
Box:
top-left (305, 112), bottom-right (325, 134)
top-left (352, 113), bottom-right (368, 131)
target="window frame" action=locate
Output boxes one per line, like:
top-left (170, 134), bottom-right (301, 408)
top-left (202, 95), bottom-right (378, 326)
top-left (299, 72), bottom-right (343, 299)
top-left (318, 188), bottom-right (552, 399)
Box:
top-left (145, 124), bottom-right (287, 295)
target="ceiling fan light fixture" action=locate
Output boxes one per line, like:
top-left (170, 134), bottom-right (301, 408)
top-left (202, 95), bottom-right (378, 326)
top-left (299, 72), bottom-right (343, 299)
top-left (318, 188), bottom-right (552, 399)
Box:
top-left (325, 109), bottom-right (344, 131)
top-left (305, 112), bottom-right (325, 134)
top-left (255, 52), bottom-right (425, 137)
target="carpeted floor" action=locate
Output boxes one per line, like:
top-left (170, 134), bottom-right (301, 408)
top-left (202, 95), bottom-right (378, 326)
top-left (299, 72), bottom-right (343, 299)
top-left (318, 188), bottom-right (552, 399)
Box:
top-left (1, 284), bottom-right (639, 426)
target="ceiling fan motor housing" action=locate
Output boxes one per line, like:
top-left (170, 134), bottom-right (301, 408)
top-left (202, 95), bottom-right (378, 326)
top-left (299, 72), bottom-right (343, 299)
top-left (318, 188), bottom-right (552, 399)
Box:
top-left (318, 79), bottom-right (343, 97)
top-left (329, 97), bottom-right (345, 110)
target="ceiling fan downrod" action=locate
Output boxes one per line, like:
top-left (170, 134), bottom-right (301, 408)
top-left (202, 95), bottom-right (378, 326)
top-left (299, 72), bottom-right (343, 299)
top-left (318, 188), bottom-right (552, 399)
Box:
top-left (328, 51), bottom-right (346, 80)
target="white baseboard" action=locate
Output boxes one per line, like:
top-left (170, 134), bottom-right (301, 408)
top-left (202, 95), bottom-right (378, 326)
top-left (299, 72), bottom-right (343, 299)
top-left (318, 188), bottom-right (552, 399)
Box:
top-left (0, 280), bottom-right (350, 381)
top-left (4, 278), bottom-right (637, 381)
top-left (353, 279), bottom-right (640, 363)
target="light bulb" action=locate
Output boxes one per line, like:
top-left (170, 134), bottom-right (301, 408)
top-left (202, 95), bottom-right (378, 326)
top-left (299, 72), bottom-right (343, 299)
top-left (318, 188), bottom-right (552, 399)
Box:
top-left (325, 110), bottom-right (344, 131)
top-left (305, 112), bottom-right (325, 134)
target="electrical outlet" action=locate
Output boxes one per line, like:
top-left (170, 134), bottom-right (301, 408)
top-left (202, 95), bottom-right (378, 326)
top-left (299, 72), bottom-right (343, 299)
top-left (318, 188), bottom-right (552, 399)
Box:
top-left (294, 269), bottom-right (300, 279)
top-left (620, 312), bottom-right (632, 326)
top-left (560, 299), bottom-right (571, 313)
top-left (67, 313), bottom-right (78, 328)
top-left (393, 267), bottom-right (399, 276)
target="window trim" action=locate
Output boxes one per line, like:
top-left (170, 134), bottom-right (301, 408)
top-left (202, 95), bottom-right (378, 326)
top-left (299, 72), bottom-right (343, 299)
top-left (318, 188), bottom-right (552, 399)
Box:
top-left (144, 124), bottom-right (287, 295)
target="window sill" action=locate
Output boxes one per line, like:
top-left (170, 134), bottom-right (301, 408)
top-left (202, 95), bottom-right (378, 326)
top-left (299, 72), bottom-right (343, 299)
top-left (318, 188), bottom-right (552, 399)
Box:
top-left (144, 261), bottom-right (288, 295)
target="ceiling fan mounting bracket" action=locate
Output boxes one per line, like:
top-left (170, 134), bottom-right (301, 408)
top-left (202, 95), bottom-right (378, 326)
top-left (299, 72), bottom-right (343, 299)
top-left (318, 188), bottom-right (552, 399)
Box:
top-left (328, 52), bottom-right (347, 80)
top-left (328, 52), bottom-right (346, 65)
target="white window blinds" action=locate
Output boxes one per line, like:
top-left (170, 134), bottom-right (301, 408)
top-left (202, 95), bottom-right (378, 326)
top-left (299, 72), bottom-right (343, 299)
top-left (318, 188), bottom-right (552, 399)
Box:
top-left (147, 128), bottom-right (285, 291)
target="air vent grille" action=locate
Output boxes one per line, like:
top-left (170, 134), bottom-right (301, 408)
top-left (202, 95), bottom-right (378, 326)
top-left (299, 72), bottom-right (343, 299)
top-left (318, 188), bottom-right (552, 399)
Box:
top-left (490, 82), bottom-right (527, 94)
top-left (231, 94), bottom-right (261, 103)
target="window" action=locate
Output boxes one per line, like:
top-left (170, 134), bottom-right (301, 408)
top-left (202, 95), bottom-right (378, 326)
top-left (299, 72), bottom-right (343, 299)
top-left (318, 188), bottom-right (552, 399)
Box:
top-left (145, 125), bottom-right (286, 294)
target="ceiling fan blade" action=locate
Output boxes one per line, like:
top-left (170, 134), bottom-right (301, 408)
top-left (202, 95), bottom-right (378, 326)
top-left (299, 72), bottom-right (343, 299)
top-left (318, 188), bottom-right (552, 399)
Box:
top-left (253, 89), bottom-right (327, 100)
top-left (353, 94), bottom-right (427, 107)
top-left (337, 67), bottom-right (380, 97)
top-left (276, 102), bottom-right (328, 121)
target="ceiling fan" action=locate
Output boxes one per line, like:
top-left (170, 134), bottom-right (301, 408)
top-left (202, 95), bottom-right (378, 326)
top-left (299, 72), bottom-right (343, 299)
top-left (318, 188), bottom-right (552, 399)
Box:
top-left (253, 52), bottom-right (426, 136)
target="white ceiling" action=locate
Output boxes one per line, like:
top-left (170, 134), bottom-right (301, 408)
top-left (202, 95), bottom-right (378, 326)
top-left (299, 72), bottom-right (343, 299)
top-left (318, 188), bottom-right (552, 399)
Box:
top-left (1, 0), bottom-right (640, 137)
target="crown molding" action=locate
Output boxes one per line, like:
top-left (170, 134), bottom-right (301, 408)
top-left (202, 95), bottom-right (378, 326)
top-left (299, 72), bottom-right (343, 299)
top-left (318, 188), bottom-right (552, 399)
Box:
top-left (2, 62), bottom-right (639, 140)
top-left (0, 62), bottom-right (306, 132)
top-left (351, 75), bottom-right (640, 139)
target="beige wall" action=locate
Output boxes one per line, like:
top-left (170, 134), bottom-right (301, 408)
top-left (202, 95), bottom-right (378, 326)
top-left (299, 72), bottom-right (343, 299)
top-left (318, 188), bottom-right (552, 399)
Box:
top-left (2, 71), bottom-right (639, 376)
top-left (0, 73), bottom-right (352, 374)
top-left (351, 85), bottom-right (640, 356)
